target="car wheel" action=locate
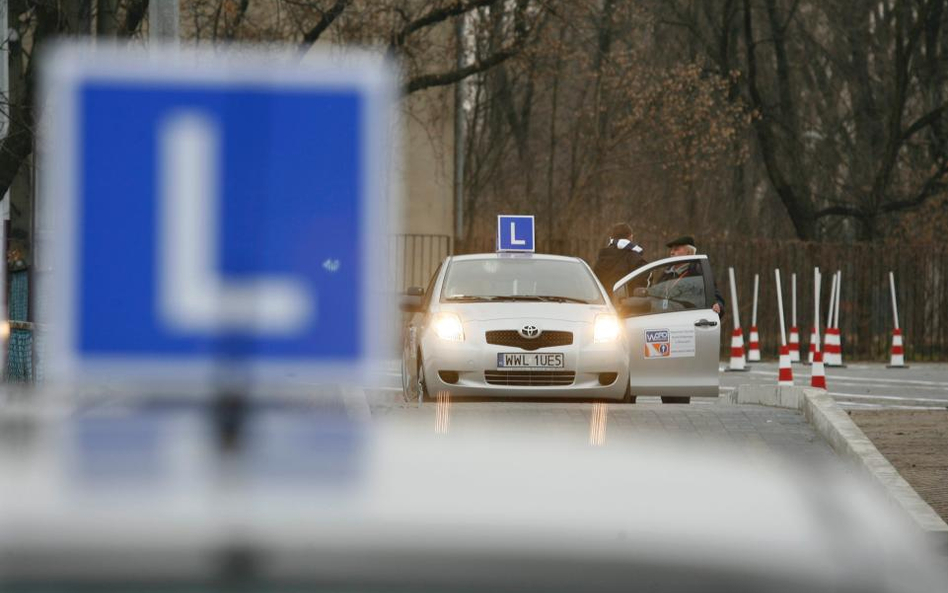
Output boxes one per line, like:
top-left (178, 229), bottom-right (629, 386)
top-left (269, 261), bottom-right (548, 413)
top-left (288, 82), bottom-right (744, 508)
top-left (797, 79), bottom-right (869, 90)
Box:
top-left (417, 358), bottom-right (432, 403)
top-left (661, 396), bottom-right (691, 404)
top-left (400, 357), bottom-right (414, 402)
top-left (622, 381), bottom-right (636, 404)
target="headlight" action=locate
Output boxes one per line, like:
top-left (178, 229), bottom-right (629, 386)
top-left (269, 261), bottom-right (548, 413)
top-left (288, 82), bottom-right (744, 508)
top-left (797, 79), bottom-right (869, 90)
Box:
top-left (594, 314), bottom-right (621, 343)
top-left (433, 312), bottom-right (465, 341)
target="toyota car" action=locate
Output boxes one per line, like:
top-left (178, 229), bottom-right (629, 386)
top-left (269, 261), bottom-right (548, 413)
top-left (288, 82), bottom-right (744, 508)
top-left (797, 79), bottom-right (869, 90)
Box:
top-left (400, 252), bottom-right (722, 404)
top-left (400, 254), bottom-right (632, 402)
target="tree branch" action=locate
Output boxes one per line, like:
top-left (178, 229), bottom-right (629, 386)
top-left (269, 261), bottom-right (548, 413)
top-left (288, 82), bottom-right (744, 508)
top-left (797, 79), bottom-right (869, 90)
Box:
top-left (391, 0), bottom-right (499, 51)
top-left (405, 0), bottom-right (531, 95)
top-left (223, 0), bottom-right (251, 40)
top-left (405, 41), bottom-right (520, 94)
top-left (120, 0), bottom-right (149, 37)
top-left (814, 205), bottom-right (865, 219)
top-left (300, 0), bottom-right (351, 49)
top-left (901, 101), bottom-right (948, 143)
top-left (881, 160), bottom-right (948, 213)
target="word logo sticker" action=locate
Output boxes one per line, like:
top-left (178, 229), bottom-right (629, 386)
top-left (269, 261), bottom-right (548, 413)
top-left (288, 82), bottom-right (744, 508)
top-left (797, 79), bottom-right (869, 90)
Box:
top-left (644, 327), bottom-right (696, 359)
top-left (644, 329), bottom-right (671, 358)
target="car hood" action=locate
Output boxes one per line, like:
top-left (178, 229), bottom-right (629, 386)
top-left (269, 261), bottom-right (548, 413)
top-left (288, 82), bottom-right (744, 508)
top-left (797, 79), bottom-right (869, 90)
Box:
top-left (437, 302), bottom-right (612, 323)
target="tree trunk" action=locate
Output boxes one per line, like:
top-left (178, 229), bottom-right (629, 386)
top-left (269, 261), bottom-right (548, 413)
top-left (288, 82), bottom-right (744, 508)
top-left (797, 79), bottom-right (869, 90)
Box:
top-left (97, 0), bottom-right (119, 37)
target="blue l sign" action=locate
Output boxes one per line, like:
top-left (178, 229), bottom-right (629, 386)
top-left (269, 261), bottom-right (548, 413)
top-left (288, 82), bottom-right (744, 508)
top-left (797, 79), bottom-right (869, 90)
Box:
top-left (497, 215), bottom-right (535, 252)
top-left (41, 45), bottom-right (396, 387)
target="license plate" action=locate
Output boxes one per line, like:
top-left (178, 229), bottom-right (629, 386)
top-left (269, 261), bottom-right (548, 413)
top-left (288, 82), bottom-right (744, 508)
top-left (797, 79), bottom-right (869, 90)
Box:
top-left (497, 352), bottom-right (564, 369)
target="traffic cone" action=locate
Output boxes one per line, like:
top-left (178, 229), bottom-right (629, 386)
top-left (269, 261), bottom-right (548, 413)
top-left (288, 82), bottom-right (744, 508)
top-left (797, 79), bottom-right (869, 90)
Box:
top-left (810, 350), bottom-right (826, 389)
top-left (747, 326), bottom-right (761, 362)
top-left (806, 326), bottom-right (819, 364)
top-left (887, 328), bottom-right (909, 368)
top-left (824, 327), bottom-right (845, 367)
top-left (725, 328), bottom-right (748, 372)
top-left (778, 345), bottom-right (794, 386)
top-left (788, 326), bottom-right (801, 362)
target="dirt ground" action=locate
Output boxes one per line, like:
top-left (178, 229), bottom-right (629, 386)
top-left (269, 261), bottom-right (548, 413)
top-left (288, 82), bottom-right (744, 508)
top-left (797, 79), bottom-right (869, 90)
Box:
top-left (849, 410), bottom-right (948, 522)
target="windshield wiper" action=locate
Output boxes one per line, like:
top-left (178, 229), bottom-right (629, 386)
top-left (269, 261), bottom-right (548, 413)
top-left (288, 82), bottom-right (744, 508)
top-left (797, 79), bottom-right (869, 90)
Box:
top-left (444, 295), bottom-right (496, 302)
top-left (489, 295), bottom-right (545, 301)
top-left (534, 295), bottom-right (590, 304)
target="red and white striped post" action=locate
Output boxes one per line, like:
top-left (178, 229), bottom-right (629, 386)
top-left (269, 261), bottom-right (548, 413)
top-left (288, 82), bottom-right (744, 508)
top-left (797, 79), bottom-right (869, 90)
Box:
top-left (725, 267), bottom-right (747, 372)
top-left (825, 271), bottom-right (846, 367)
top-left (788, 272), bottom-right (801, 362)
top-left (809, 271), bottom-right (826, 388)
top-left (775, 269), bottom-right (793, 386)
top-left (807, 267), bottom-right (821, 364)
top-left (747, 274), bottom-right (761, 362)
top-left (823, 272), bottom-right (840, 366)
top-left (887, 271), bottom-right (908, 368)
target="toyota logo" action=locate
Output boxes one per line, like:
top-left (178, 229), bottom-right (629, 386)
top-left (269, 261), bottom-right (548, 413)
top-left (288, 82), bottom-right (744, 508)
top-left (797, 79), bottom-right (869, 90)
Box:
top-left (519, 325), bottom-right (540, 339)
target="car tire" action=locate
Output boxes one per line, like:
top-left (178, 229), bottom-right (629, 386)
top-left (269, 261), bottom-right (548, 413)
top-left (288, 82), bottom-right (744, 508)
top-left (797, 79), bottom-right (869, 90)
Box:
top-left (661, 396), bottom-right (691, 404)
top-left (417, 358), bottom-right (432, 403)
top-left (401, 357), bottom-right (412, 402)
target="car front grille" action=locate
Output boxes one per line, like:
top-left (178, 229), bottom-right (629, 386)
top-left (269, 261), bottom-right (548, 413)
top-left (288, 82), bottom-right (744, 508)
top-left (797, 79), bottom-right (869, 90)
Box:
top-left (485, 330), bottom-right (573, 351)
top-left (484, 370), bottom-right (576, 386)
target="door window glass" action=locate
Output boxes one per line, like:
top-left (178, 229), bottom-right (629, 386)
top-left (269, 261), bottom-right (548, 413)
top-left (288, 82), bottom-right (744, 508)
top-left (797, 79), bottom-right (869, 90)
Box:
top-left (617, 259), bottom-right (707, 315)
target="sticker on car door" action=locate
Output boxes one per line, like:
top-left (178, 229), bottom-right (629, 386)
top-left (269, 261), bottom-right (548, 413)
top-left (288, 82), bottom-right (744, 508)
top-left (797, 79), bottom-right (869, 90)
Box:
top-left (644, 327), bottom-right (696, 359)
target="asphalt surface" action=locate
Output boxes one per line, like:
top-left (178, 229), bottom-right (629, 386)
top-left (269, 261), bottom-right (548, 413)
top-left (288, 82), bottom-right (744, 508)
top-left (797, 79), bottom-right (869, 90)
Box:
top-left (720, 362), bottom-right (948, 410)
top-left (369, 360), bottom-right (948, 410)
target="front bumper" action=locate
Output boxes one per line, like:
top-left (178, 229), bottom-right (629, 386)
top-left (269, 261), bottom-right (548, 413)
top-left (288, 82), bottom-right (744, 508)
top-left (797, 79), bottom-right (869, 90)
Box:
top-left (421, 334), bottom-right (629, 400)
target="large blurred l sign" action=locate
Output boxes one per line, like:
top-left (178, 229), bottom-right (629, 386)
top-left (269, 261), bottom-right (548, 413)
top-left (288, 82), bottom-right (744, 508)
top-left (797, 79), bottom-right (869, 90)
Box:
top-left (158, 111), bottom-right (312, 335)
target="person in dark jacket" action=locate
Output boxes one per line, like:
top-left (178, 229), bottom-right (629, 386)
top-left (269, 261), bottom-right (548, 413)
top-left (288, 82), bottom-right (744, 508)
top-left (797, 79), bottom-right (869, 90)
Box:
top-left (592, 223), bottom-right (648, 298)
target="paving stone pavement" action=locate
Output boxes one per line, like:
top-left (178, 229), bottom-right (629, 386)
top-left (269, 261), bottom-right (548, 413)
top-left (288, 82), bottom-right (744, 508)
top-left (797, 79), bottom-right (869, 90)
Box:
top-left (366, 393), bottom-right (840, 468)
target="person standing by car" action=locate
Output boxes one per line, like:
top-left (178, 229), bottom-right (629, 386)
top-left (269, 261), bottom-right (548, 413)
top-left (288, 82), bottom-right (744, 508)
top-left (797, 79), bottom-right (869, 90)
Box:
top-left (658, 235), bottom-right (725, 316)
top-left (592, 223), bottom-right (648, 299)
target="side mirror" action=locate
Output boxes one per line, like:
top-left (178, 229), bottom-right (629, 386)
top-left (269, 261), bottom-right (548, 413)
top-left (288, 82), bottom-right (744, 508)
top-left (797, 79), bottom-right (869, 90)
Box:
top-left (400, 287), bottom-right (424, 313)
top-left (618, 296), bottom-right (651, 317)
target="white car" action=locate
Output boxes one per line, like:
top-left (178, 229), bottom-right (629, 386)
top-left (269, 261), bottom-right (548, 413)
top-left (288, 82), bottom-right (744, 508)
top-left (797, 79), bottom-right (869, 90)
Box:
top-left (401, 253), bottom-right (631, 402)
top-left (400, 252), bottom-right (721, 403)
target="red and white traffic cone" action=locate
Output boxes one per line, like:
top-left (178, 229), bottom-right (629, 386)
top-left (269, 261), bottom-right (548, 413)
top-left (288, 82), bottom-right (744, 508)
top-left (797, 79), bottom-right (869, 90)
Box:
top-left (887, 272), bottom-right (908, 369)
top-left (726, 328), bottom-right (747, 372)
top-left (778, 345), bottom-right (794, 386)
top-left (810, 350), bottom-right (826, 389)
top-left (887, 328), bottom-right (908, 368)
top-left (806, 326), bottom-right (819, 364)
top-left (824, 327), bottom-right (845, 367)
top-left (788, 326), bottom-right (801, 363)
top-left (747, 326), bottom-right (761, 362)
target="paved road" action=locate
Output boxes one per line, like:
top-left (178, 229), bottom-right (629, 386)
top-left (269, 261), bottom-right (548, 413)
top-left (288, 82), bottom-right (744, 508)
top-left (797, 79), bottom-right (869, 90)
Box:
top-left (366, 394), bottom-right (840, 469)
top-left (720, 362), bottom-right (948, 410)
top-left (370, 360), bottom-right (948, 410)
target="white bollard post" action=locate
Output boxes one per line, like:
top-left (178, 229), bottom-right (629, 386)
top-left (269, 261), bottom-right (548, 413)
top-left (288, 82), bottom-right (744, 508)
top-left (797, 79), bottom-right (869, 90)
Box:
top-left (823, 272), bottom-right (839, 365)
top-left (826, 271), bottom-right (837, 331)
top-left (887, 271), bottom-right (908, 368)
top-left (775, 269), bottom-right (793, 386)
top-left (807, 267), bottom-right (821, 364)
top-left (725, 267), bottom-right (747, 372)
top-left (747, 274), bottom-right (761, 362)
top-left (789, 272), bottom-right (801, 362)
top-left (809, 270), bottom-right (826, 388)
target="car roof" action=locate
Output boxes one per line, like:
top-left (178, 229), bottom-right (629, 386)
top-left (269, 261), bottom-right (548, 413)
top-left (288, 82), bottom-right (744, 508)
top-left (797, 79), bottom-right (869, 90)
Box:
top-left (2, 420), bottom-right (943, 590)
top-left (447, 253), bottom-right (585, 263)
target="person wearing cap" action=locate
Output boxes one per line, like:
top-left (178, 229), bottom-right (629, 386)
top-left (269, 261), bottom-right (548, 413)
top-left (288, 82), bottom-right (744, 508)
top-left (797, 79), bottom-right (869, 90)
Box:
top-left (656, 236), bottom-right (725, 316)
top-left (592, 222), bottom-right (648, 299)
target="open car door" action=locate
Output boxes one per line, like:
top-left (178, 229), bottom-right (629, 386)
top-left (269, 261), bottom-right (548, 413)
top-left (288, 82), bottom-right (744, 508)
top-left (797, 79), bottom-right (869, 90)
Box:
top-left (612, 255), bottom-right (720, 398)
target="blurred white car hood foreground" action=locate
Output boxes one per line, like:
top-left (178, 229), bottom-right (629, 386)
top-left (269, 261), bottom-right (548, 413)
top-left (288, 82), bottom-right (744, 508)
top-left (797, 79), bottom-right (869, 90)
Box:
top-left (0, 405), bottom-right (944, 592)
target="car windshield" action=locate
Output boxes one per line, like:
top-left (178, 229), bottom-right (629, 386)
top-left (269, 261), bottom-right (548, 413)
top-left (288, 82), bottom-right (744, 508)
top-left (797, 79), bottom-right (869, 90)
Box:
top-left (440, 258), bottom-right (605, 304)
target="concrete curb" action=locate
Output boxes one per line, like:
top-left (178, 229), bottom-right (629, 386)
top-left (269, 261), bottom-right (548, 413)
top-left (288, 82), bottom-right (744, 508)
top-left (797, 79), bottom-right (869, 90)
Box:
top-left (722, 385), bottom-right (948, 551)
